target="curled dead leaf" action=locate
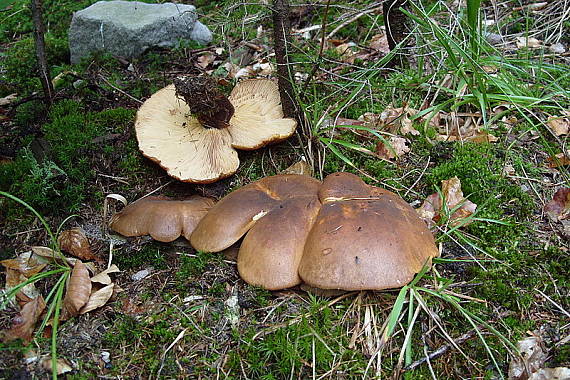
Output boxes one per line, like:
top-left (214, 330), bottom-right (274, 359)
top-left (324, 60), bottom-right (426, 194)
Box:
top-left (57, 228), bottom-right (99, 262)
top-left (508, 335), bottom-right (548, 380)
top-left (547, 152), bottom-right (570, 168)
top-left (41, 357), bottom-right (73, 375)
top-left (280, 159), bottom-right (313, 177)
top-left (90, 264), bottom-right (120, 285)
top-left (3, 296), bottom-right (46, 344)
top-left (375, 136), bottom-right (410, 160)
top-left (61, 261), bottom-right (91, 320)
top-left (79, 284), bottom-right (114, 314)
top-left (546, 116), bottom-right (569, 136)
top-left (544, 188), bottom-right (570, 221)
top-left (417, 177), bottom-right (477, 229)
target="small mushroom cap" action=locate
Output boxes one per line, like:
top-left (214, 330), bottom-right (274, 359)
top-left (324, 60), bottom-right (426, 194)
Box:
top-left (238, 195), bottom-right (321, 290)
top-left (109, 195), bottom-right (215, 242)
top-left (298, 173), bottom-right (439, 290)
top-left (227, 79), bottom-right (297, 150)
top-left (190, 175), bottom-right (321, 253)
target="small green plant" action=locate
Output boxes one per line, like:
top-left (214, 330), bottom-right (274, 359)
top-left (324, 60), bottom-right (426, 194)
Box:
top-left (0, 191), bottom-right (73, 380)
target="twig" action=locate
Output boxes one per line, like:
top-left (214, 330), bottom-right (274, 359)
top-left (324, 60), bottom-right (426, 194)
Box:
top-left (30, 0), bottom-right (54, 106)
top-left (98, 74), bottom-right (143, 104)
top-left (403, 329), bottom-right (480, 371)
top-left (326, 5), bottom-right (382, 40)
top-left (301, 0), bottom-right (331, 94)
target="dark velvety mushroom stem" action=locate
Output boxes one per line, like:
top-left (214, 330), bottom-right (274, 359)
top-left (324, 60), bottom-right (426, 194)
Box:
top-left (173, 76), bottom-right (234, 129)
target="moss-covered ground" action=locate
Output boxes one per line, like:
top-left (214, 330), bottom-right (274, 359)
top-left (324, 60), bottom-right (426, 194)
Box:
top-left (0, 0), bottom-right (568, 378)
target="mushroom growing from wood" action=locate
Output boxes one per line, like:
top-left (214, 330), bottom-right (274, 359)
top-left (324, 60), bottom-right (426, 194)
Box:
top-left (190, 172), bottom-right (439, 291)
top-left (109, 195), bottom-right (215, 242)
top-left (135, 77), bottom-right (297, 183)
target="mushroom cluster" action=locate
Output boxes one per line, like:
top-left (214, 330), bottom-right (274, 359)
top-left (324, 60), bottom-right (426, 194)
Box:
top-left (135, 78), bottom-right (297, 183)
top-left (190, 172), bottom-right (439, 291)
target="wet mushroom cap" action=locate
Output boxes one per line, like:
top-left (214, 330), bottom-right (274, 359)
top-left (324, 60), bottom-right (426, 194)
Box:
top-left (135, 79), bottom-right (297, 184)
top-left (109, 195), bottom-right (215, 242)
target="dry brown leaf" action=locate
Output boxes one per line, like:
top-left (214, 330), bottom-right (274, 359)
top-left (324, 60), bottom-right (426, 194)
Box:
top-left (280, 159), bottom-right (313, 177)
top-left (417, 177), bottom-right (477, 229)
top-left (358, 107), bottom-right (421, 135)
top-left (528, 367), bottom-right (570, 380)
top-left (195, 53), bottom-right (215, 69)
top-left (57, 228), bottom-right (99, 262)
top-left (90, 264), bottom-right (120, 285)
top-left (41, 357), bottom-right (73, 375)
top-left (376, 136), bottom-right (410, 160)
top-left (369, 33), bottom-right (390, 53)
top-left (3, 296), bottom-right (46, 343)
top-left (516, 36), bottom-right (543, 49)
top-left (79, 284), bottom-right (114, 314)
top-left (544, 188), bottom-right (570, 222)
top-left (61, 261), bottom-right (91, 320)
top-left (547, 152), bottom-right (570, 168)
top-left (508, 335), bottom-right (548, 380)
top-left (335, 42), bottom-right (357, 64)
top-left (1, 251), bottom-right (47, 278)
top-left (546, 116), bottom-right (569, 136)
top-left (31, 246), bottom-right (97, 272)
top-left (5, 268), bottom-right (41, 302)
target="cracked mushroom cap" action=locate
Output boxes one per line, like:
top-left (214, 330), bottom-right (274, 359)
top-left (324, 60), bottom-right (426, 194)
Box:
top-left (190, 175), bottom-right (321, 290)
top-left (135, 79), bottom-right (297, 183)
top-left (298, 172), bottom-right (439, 290)
top-left (109, 195), bottom-right (215, 242)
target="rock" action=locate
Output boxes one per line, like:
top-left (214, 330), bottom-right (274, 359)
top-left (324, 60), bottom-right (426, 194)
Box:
top-left (69, 1), bottom-right (212, 64)
top-left (485, 32), bottom-right (504, 45)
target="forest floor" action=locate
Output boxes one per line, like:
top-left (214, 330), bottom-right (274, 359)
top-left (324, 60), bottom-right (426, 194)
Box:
top-left (0, 0), bottom-right (569, 379)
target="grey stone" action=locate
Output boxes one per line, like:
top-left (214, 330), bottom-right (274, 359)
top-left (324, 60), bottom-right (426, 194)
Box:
top-left (69, 1), bottom-right (212, 64)
top-left (485, 32), bottom-right (504, 46)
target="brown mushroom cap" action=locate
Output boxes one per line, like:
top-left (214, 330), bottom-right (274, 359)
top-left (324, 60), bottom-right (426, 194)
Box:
top-left (190, 172), bottom-right (438, 291)
top-left (190, 175), bottom-right (321, 252)
top-left (298, 172), bottom-right (439, 290)
top-left (135, 79), bottom-right (297, 183)
top-left (109, 195), bottom-right (215, 242)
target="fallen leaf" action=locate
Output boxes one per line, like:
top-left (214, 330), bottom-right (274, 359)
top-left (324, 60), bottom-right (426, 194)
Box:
top-left (31, 246), bottom-right (97, 273)
top-left (546, 116), bottom-right (569, 136)
top-left (79, 284), bottom-right (114, 314)
top-left (544, 188), bottom-right (570, 222)
top-left (1, 251), bottom-right (47, 277)
top-left (358, 107), bottom-right (421, 135)
top-left (61, 261), bottom-right (91, 320)
top-left (369, 33), bottom-right (390, 53)
top-left (196, 53), bottom-right (215, 69)
top-left (280, 159), bottom-right (313, 177)
top-left (0, 93), bottom-right (18, 106)
top-left (57, 228), bottom-right (99, 262)
top-left (90, 264), bottom-right (120, 285)
top-left (3, 296), bottom-right (46, 343)
top-left (376, 136), bottom-right (410, 160)
top-left (528, 367), bottom-right (570, 380)
top-left (40, 357), bottom-right (73, 375)
top-left (547, 152), bottom-right (570, 168)
top-left (417, 177), bottom-right (477, 229)
top-left (516, 36), bottom-right (543, 49)
top-left (335, 42), bottom-right (357, 64)
top-left (508, 335), bottom-right (548, 380)
top-left (5, 268), bottom-right (41, 302)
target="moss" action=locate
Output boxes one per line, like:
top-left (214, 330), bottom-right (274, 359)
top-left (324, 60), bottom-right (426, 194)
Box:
top-left (113, 242), bottom-right (168, 270)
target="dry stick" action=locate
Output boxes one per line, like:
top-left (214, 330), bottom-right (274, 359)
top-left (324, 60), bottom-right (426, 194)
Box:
top-left (326, 4), bottom-right (383, 40)
top-left (30, 0), bottom-right (54, 106)
top-left (402, 310), bottom-right (512, 372)
top-left (300, 0), bottom-right (331, 95)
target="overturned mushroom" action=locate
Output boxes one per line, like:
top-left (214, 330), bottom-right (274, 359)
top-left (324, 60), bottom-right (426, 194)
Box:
top-left (109, 195), bottom-right (215, 242)
top-left (191, 172), bottom-right (439, 291)
top-left (135, 77), bottom-right (297, 183)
